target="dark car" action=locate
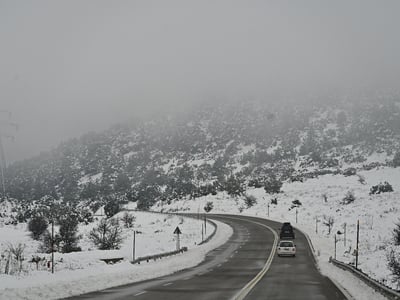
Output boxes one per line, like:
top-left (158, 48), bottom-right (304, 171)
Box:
top-left (280, 222), bottom-right (295, 239)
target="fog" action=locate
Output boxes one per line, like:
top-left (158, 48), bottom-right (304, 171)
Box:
top-left (1, 0), bottom-right (400, 162)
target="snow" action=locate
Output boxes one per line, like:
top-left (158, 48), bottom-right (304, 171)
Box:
top-left (77, 173), bottom-right (103, 186)
top-left (159, 166), bottom-right (400, 299)
top-left (2, 166), bottom-right (400, 299)
top-left (0, 211), bottom-right (232, 300)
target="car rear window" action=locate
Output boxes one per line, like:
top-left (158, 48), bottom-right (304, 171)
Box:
top-left (279, 242), bottom-right (293, 247)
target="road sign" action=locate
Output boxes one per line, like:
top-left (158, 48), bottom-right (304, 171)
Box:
top-left (174, 226), bottom-right (182, 235)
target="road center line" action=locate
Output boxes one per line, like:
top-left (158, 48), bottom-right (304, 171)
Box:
top-left (134, 291), bottom-right (147, 296)
top-left (218, 216), bottom-right (278, 300)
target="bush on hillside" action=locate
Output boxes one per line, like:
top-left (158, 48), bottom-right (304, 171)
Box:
top-left (387, 249), bottom-right (400, 285)
top-left (342, 191), bottom-right (356, 204)
top-left (39, 230), bottom-right (62, 253)
top-left (393, 222), bottom-right (400, 246)
top-left (343, 168), bottom-right (356, 177)
top-left (244, 195), bottom-right (257, 208)
top-left (370, 182), bottom-right (394, 195)
top-left (204, 201), bottom-right (214, 213)
top-left (58, 214), bottom-right (81, 253)
top-left (291, 199), bottom-right (302, 209)
top-left (89, 218), bottom-right (123, 250)
top-left (28, 216), bottom-right (48, 240)
top-left (393, 151), bottom-right (400, 167)
top-left (122, 212), bottom-right (135, 228)
top-left (104, 200), bottom-right (121, 218)
top-left (264, 176), bottom-right (282, 194)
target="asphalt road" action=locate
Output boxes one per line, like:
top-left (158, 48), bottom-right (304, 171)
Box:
top-left (67, 215), bottom-right (348, 300)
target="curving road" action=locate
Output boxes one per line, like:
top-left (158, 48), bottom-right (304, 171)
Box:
top-left (68, 215), bottom-right (348, 300)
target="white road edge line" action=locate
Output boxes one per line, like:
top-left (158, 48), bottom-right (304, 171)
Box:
top-left (134, 291), bottom-right (147, 296)
top-left (220, 216), bottom-right (278, 300)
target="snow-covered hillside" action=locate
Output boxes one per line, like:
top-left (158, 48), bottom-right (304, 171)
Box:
top-left (157, 166), bottom-right (400, 294)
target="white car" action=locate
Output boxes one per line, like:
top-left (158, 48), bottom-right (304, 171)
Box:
top-left (277, 240), bottom-right (296, 257)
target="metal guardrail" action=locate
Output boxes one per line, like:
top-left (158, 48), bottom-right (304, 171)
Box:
top-left (125, 210), bottom-right (217, 264)
top-left (197, 219), bottom-right (217, 245)
top-left (131, 247), bottom-right (188, 264)
top-left (330, 258), bottom-right (400, 300)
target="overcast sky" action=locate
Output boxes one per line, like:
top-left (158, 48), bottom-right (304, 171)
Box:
top-left (1, 1), bottom-right (400, 163)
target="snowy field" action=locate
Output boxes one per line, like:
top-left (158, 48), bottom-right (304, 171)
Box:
top-left (158, 166), bottom-right (400, 299)
top-left (0, 211), bottom-right (232, 300)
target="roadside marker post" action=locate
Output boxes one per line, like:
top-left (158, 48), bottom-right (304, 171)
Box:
top-left (174, 226), bottom-right (182, 250)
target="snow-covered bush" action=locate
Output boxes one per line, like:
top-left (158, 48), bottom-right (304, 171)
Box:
top-left (122, 212), bottom-right (135, 228)
top-left (393, 222), bottom-right (400, 246)
top-left (58, 214), bottom-right (81, 253)
top-left (264, 176), bottom-right (282, 194)
top-left (244, 195), bottom-right (257, 208)
top-left (387, 248), bottom-right (400, 286)
top-left (393, 151), bottom-right (400, 167)
top-left (204, 201), bottom-right (214, 213)
top-left (369, 181), bottom-right (394, 195)
top-left (89, 218), bottom-right (123, 250)
top-left (28, 216), bottom-right (48, 240)
top-left (342, 191), bottom-right (356, 204)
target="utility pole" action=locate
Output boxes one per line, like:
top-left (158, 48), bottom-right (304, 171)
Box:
top-left (204, 214), bottom-right (207, 235)
top-left (51, 219), bottom-right (54, 274)
top-left (355, 220), bottom-right (359, 269)
top-left (295, 209), bottom-right (298, 224)
top-left (343, 223), bottom-right (347, 247)
top-left (132, 230), bottom-right (136, 261)
top-left (334, 234), bottom-right (337, 260)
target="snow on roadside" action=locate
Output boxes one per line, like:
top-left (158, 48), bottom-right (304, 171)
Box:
top-left (0, 213), bottom-right (232, 300)
top-left (159, 166), bottom-right (400, 299)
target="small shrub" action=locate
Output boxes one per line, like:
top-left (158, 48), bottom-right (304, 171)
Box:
top-left (393, 222), bottom-right (400, 246)
top-left (342, 191), bottom-right (356, 204)
top-left (264, 176), bottom-right (282, 194)
top-left (39, 230), bottom-right (61, 253)
top-left (89, 218), bottom-right (123, 250)
top-left (104, 201), bottom-right (121, 218)
top-left (370, 182), bottom-right (394, 195)
top-left (393, 151), bottom-right (400, 167)
top-left (28, 216), bottom-right (48, 240)
top-left (387, 249), bottom-right (400, 285)
top-left (58, 214), bottom-right (81, 253)
top-left (291, 199), bottom-right (302, 209)
top-left (271, 197), bottom-right (278, 205)
top-left (204, 201), bottom-right (214, 213)
top-left (244, 195), bottom-right (257, 208)
top-left (343, 168), bottom-right (356, 177)
top-left (122, 212), bottom-right (136, 228)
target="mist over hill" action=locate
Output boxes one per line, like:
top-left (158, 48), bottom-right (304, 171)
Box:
top-left (3, 97), bottom-right (400, 211)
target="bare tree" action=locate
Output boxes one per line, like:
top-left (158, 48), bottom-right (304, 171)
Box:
top-left (323, 216), bottom-right (335, 235)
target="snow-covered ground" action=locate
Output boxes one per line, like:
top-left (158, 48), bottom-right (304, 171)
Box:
top-left (0, 211), bottom-right (232, 300)
top-left (157, 166), bottom-right (400, 299)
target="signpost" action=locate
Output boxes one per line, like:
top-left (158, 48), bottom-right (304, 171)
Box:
top-left (174, 226), bottom-right (182, 250)
top-left (132, 230), bottom-right (136, 261)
